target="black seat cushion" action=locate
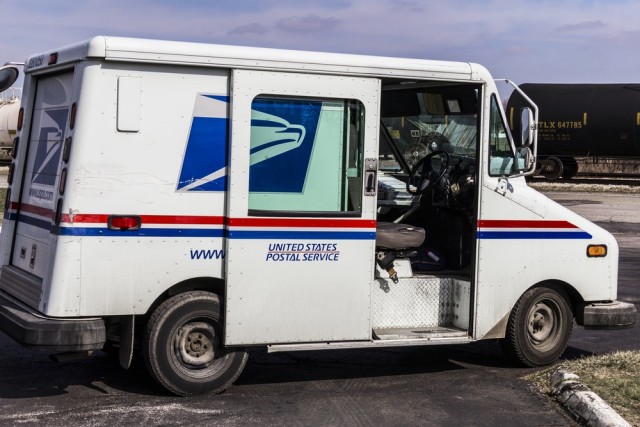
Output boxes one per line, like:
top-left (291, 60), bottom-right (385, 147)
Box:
top-left (376, 222), bottom-right (426, 249)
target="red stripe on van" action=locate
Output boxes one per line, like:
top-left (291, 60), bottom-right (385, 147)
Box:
top-left (477, 220), bottom-right (578, 229)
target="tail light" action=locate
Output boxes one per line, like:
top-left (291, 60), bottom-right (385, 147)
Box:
top-left (108, 215), bottom-right (141, 231)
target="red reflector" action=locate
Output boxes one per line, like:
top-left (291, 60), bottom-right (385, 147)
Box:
top-left (108, 215), bottom-right (141, 231)
top-left (69, 103), bottom-right (77, 130)
top-left (48, 53), bottom-right (58, 65)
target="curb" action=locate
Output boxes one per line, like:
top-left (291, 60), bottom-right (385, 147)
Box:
top-left (550, 368), bottom-right (631, 426)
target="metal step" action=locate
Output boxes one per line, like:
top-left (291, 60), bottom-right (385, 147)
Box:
top-left (373, 326), bottom-right (468, 341)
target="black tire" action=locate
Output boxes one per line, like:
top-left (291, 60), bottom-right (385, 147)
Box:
top-left (561, 158), bottom-right (578, 180)
top-left (501, 285), bottom-right (573, 367)
top-left (540, 156), bottom-right (563, 181)
top-left (143, 291), bottom-right (248, 396)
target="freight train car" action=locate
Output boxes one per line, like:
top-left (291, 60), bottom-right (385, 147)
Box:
top-left (507, 83), bottom-right (640, 179)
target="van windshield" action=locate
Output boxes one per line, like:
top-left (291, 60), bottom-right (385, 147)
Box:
top-left (379, 85), bottom-right (479, 172)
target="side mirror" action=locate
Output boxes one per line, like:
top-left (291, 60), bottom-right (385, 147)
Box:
top-left (520, 107), bottom-right (534, 147)
top-left (515, 146), bottom-right (534, 172)
top-left (0, 65), bottom-right (20, 92)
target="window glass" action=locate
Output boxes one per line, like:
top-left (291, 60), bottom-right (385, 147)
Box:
top-left (248, 96), bottom-right (365, 215)
top-left (488, 94), bottom-right (516, 176)
top-left (379, 86), bottom-right (478, 173)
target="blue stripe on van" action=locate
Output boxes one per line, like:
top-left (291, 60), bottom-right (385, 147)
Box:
top-left (227, 230), bottom-right (375, 240)
top-left (477, 231), bottom-right (592, 239)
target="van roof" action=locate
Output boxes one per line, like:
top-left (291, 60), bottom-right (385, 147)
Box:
top-left (25, 35), bottom-right (488, 82)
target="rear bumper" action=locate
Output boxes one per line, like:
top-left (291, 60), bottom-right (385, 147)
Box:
top-left (0, 291), bottom-right (105, 352)
top-left (577, 300), bottom-right (637, 330)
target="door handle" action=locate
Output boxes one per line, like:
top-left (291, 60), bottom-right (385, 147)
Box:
top-left (364, 158), bottom-right (377, 196)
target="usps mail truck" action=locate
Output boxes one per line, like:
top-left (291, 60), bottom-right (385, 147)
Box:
top-left (0, 37), bottom-right (635, 396)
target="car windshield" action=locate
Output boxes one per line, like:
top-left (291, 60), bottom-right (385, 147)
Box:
top-left (379, 85), bottom-right (479, 172)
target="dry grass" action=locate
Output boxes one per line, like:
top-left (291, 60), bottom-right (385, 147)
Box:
top-left (525, 351), bottom-right (640, 425)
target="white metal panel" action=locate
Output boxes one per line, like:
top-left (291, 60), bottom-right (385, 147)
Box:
top-left (474, 176), bottom-right (618, 338)
top-left (64, 64), bottom-right (229, 215)
top-left (39, 63), bottom-right (232, 316)
top-left (225, 69), bottom-right (380, 345)
top-left (41, 237), bottom-right (81, 315)
top-left (98, 36), bottom-right (474, 81)
top-left (24, 36), bottom-right (476, 83)
top-left (117, 76), bottom-right (141, 132)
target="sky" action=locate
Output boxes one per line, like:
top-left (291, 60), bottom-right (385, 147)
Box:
top-left (2, 0), bottom-right (640, 92)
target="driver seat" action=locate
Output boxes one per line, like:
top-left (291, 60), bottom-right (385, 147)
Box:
top-left (376, 222), bottom-right (425, 250)
top-left (375, 222), bottom-right (425, 284)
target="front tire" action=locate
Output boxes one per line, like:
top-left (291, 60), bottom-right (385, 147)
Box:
top-left (501, 285), bottom-right (573, 367)
top-left (143, 291), bottom-right (248, 396)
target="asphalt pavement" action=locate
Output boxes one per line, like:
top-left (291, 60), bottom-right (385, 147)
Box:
top-left (0, 188), bottom-right (637, 426)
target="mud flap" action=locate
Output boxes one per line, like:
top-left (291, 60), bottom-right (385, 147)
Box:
top-left (119, 315), bottom-right (135, 369)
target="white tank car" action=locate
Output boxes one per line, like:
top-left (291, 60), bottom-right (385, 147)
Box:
top-left (0, 95), bottom-right (19, 156)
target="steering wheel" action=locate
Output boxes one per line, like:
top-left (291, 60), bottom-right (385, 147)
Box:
top-left (406, 150), bottom-right (450, 195)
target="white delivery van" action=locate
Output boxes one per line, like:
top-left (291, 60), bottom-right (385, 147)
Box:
top-left (0, 37), bottom-right (635, 396)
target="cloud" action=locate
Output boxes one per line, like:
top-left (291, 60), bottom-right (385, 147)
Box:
top-left (276, 14), bottom-right (340, 33)
top-left (227, 23), bottom-right (269, 36)
top-left (4, 0), bottom-right (640, 85)
top-left (555, 20), bottom-right (606, 33)
top-left (390, 0), bottom-right (426, 12)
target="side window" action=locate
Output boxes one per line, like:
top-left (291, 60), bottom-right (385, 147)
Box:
top-left (488, 94), bottom-right (515, 176)
top-left (248, 96), bottom-right (365, 215)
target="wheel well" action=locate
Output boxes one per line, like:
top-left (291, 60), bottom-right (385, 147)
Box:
top-left (529, 280), bottom-right (585, 314)
top-left (484, 280), bottom-right (585, 340)
top-left (105, 278), bottom-right (226, 362)
top-left (145, 277), bottom-right (225, 318)
top-left (129, 278), bottom-right (225, 343)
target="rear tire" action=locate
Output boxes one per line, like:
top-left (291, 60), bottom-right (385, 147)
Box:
top-left (501, 285), bottom-right (573, 367)
top-left (143, 291), bottom-right (248, 396)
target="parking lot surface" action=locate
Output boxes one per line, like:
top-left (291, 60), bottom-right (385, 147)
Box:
top-left (0, 189), bottom-right (637, 426)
